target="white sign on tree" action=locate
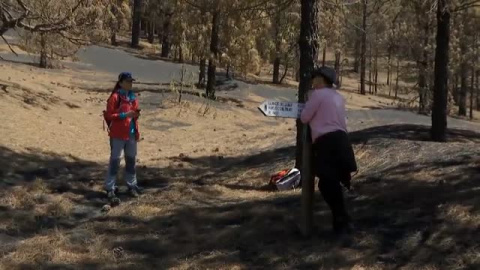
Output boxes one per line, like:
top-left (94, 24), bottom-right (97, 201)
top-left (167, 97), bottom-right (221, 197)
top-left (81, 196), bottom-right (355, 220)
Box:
top-left (258, 100), bottom-right (305, 119)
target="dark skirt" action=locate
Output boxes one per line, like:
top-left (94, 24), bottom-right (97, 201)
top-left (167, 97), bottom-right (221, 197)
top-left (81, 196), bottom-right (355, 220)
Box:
top-left (312, 130), bottom-right (357, 184)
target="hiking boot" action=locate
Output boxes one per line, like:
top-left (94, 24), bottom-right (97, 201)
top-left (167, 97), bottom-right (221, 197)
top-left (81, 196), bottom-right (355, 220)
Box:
top-left (107, 190), bottom-right (121, 206)
top-left (128, 185), bottom-right (143, 198)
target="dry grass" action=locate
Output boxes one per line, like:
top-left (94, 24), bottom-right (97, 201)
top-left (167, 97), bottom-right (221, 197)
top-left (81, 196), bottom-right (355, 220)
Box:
top-left (1, 45), bottom-right (480, 269)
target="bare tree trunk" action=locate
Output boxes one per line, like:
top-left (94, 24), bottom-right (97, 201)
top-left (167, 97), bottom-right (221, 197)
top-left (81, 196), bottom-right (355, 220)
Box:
top-left (334, 51), bottom-right (341, 85)
top-left (226, 64), bottom-right (231, 79)
top-left (206, 11), bottom-right (220, 99)
top-left (198, 58), bottom-right (206, 88)
top-left (418, 23), bottom-right (430, 113)
top-left (368, 42), bottom-right (373, 94)
top-left (131, 0), bottom-right (142, 48)
top-left (296, 0), bottom-right (319, 169)
top-left (458, 31), bottom-right (468, 116)
top-left (395, 57), bottom-right (400, 99)
top-left (111, 33), bottom-right (117, 46)
top-left (39, 34), bottom-right (48, 68)
top-left (386, 47), bottom-right (392, 85)
top-left (273, 11), bottom-right (281, 84)
top-left (353, 34), bottom-right (360, 73)
top-left (360, 0), bottom-right (368, 95)
top-left (431, 0), bottom-right (450, 142)
top-left (452, 74), bottom-right (458, 103)
top-left (161, 13), bottom-right (172, 58)
top-left (470, 67), bottom-right (475, 119)
top-left (148, 21), bottom-right (155, 44)
top-left (280, 60), bottom-right (289, 84)
top-left (322, 44), bottom-right (327, 67)
top-left (179, 46), bottom-right (183, 63)
top-left (273, 57), bottom-right (281, 84)
top-left (476, 70), bottom-right (480, 110)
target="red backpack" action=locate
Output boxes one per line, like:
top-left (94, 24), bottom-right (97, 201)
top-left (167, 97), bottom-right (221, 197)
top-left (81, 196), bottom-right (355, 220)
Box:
top-left (103, 92), bottom-right (121, 132)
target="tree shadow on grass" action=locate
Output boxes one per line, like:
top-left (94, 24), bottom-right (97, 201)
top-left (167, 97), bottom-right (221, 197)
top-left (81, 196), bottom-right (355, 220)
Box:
top-left (3, 124), bottom-right (480, 269)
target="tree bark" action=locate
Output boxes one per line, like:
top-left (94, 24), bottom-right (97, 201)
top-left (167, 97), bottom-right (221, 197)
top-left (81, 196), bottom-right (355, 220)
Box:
top-left (322, 44), bottom-right (327, 66)
top-left (206, 12), bottom-right (220, 99)
top-left (179, 46), bottom-right (183, 63)
top-left (470, 67), bottom-right (474, 119)
top-left (476, 70), bottom-right (480, 110)
top-left (431, 0), bottom-right (450, 142)
top-left (280, 60), bottom-right (289, 84)
top-left (334, 51), bottom-right (341, 85)
top-left (360, 0), bottom-right (368, 95)
top-left (386, 47), bottom-right (392, 86)
top-left (458, 27), bottom-right (468, 116)
top-left (353, 34), bottom-right (360, 73)
top-left (161, 13), bottom-right (172, 58)
top-left (296, 0), bottom-right (319, 169)
top-left (368, 42), bottom-right (373, 94)
top-left (39, 34), bottom-right (48, 68)
top-left (418, 23), bottom-right (430, 113)
top-left (395, 57), bottom-right (400, 99)
top-left (131, 0), bottom-right (142, 48)
top-left (273, 57), bottom-right (281, 84)
top-left (198, 58), bottom-right (206, 87)
top-left (273, 11), bottom-right (282, 84)
top-left (148, 21), bottom-right (155, 44)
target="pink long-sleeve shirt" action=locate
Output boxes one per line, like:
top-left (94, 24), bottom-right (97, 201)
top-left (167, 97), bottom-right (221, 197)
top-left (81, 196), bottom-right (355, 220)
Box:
top-left (300, 88), bottom-right (347, 142)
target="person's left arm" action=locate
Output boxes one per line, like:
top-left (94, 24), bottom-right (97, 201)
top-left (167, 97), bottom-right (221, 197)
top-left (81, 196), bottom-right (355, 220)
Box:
top-left (300, 92), bottom-right (321, 124)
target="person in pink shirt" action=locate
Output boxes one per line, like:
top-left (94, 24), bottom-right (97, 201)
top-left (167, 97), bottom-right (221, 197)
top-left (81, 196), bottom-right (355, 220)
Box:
top-left (301, 66), bottom-right (357, 235)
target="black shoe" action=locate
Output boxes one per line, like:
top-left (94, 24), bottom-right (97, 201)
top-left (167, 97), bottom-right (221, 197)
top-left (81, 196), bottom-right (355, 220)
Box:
top-left (107, 190), bottom-right (121, 206)
top-left (128, 185), bottom-right (142, 198)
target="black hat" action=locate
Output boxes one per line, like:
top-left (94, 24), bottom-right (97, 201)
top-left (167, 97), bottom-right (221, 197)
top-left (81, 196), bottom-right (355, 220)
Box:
top-left (118, 72), bottom-right (136, 82)
top-left (312, 66), bottom-right (336, 85)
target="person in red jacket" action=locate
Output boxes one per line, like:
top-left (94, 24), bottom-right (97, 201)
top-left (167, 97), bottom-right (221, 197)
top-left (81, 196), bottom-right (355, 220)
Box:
top-left (104, 72), bottom-right (142, 203)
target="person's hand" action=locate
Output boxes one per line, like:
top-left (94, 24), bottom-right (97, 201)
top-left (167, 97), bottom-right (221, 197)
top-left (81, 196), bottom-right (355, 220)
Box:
top-left (125, 111), bottom-right (139, 118)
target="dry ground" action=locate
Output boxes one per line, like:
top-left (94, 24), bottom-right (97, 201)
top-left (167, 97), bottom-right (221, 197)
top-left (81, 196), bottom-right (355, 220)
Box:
top-left (0, 42), bottom-right (479, 269)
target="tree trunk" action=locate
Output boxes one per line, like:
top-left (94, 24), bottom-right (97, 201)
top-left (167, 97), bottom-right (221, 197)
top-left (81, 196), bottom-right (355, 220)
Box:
top-left (374, 42), bottom-right (378, 94)
top-left (198, 58), bottom-right (206, 88)
top-left (386, 47), bottom-right (392, 86)
top-left (179, 46), bottom-right (184, 63)
top-left (452, 74), bottom-right (458, 103)
top-left (459, 63), bottom-right (468, 116)
top-left (39, 34), bottom-right (48, 68)
top-left (395, 57), bottom-right (400, 99)
top-left (111, 33), bottom-right (117, 46)
top-left (458, 31), bottom-right (468, 116)
top-left (334, 51), bottom-right (341, 85)
top-left (206, 12), bottom-right (220, 99)
top-left (470, 67), bottom-right (474, 119)
top-left (431, 0), bottom-right (450, 142)
top-left (273, 57), bottom-right (281, 84)
top-left (296, 0), bottom-right (319, 169)
top-left (360, 0), bottom-right (368, 95)
top-left (148, 21), bottom-right (155, 44)
top-left (322, 44), bottom-right (327, 66)
top-left (131, 0), bottom-right (142, 48)
top-left (368, 42), bottom-right (373, 94)
top-left (273, 11), bottom-right (282, 84)
top-left (418, 23), bottom-right (430, 113)
top-left (353, 34), bottom-right (360, 73)
top-left (280, 60), bottom-right (289, 84)
top-left (476, 70), bottom-right (480, 110)
top-left (161, 14), bottom-right (172, 58)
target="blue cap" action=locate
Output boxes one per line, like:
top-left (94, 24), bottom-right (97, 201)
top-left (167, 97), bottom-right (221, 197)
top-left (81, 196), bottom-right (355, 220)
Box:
top-left (118, 72), bottom-right (136, 82)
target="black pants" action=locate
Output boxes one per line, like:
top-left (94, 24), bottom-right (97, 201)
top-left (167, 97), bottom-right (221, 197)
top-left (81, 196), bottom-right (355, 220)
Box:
top-left (313, 131), bottom-right (357, 229)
